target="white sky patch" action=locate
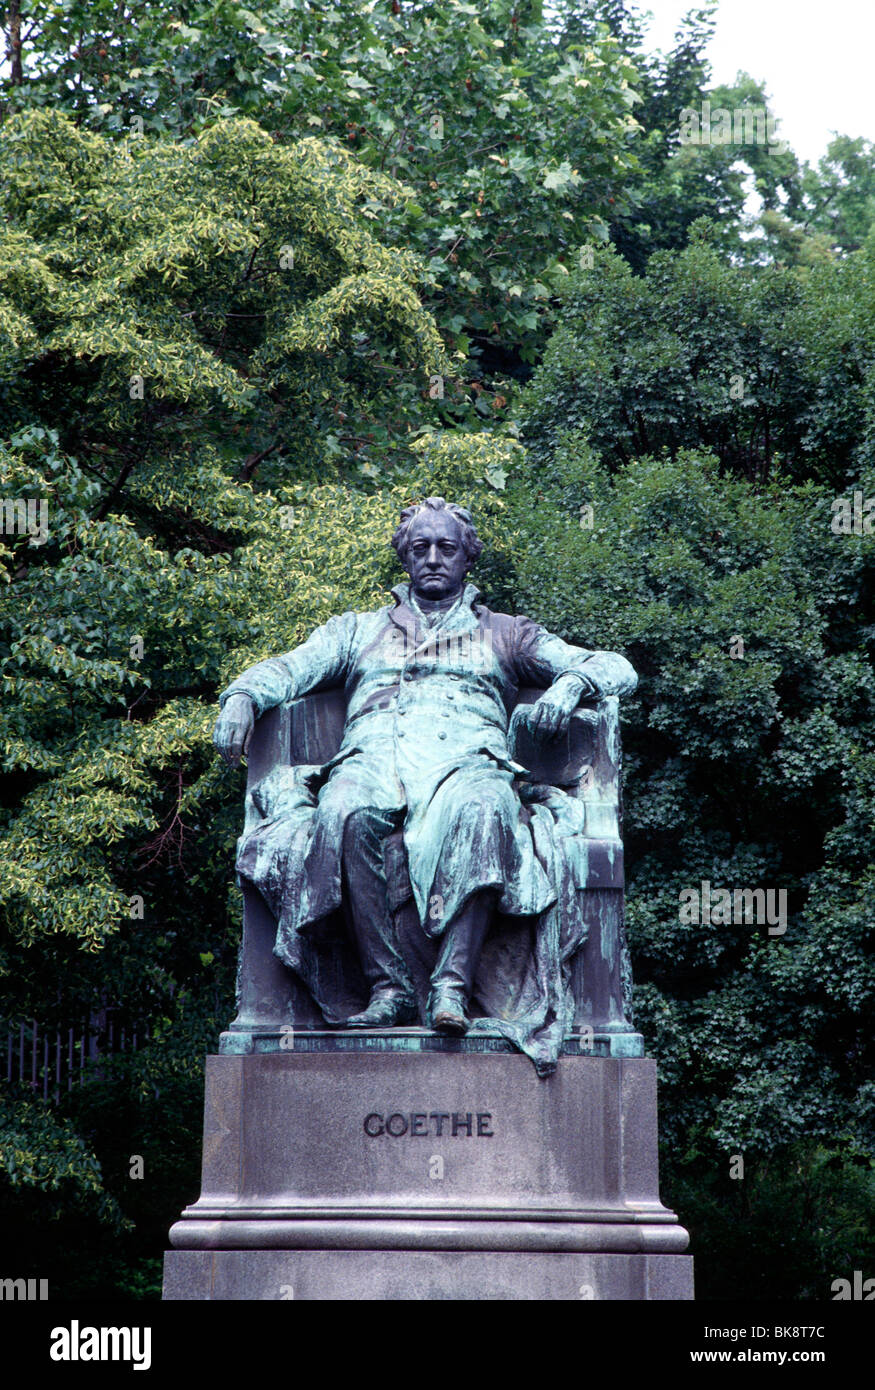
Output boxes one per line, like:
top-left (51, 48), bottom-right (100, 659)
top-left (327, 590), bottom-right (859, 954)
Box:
top-left (642, 0), bottom-right (875, 167)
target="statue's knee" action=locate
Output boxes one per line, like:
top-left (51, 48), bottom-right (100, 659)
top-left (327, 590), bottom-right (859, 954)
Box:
top-left (451, 788), bottom-right (512, 831)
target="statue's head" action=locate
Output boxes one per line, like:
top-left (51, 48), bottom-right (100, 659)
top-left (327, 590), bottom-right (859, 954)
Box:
top-left (391, 496), bottom-right (482, 601)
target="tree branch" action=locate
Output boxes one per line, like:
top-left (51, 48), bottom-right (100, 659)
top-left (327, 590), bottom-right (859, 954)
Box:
top-left (238, 441), bottom-right (279, 482)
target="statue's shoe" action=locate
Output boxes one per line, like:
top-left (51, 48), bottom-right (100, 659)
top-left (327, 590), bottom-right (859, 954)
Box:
top-left (345, 994), bottom-right (416, 1028)
top-left (431, 991), bottom-right (469, 1035)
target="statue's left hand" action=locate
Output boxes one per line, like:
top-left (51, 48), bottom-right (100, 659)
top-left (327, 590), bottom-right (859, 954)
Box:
top-left (523, 674), bottom-right (596, 740)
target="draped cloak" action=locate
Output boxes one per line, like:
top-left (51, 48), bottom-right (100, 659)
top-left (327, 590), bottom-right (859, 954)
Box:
top-left (219, 583), bottom-right (638, 1073)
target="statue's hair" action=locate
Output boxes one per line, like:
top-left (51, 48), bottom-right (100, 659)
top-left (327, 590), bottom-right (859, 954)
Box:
top-left (391, 496), bottom-right (483, 565)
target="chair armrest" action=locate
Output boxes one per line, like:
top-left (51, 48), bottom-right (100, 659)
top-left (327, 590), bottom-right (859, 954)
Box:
top-left (242, 692), bottom-right (346, 835)
top-left (510, 693), bottom-right (621, 841)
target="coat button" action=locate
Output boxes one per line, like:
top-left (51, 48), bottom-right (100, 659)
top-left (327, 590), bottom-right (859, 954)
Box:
top-left (438, 731), bottom-right (447, 739)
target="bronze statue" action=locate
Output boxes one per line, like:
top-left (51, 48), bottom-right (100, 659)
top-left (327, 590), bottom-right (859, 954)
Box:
top-left (213, 497), bottom-right (637, 1070)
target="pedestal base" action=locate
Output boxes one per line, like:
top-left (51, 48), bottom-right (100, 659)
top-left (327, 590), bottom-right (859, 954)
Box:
top-left (164, 1049), bottom-right (692, 1301)
top-left (164, 1249), bottom-right (693, 1300)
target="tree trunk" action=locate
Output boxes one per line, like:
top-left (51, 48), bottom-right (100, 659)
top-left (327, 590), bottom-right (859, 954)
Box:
top-left (6, 0), bottom-right (24, 85)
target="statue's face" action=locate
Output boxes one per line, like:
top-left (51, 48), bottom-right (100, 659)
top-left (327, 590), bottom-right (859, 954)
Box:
top-left (404, 509), bottom-right (470, 601)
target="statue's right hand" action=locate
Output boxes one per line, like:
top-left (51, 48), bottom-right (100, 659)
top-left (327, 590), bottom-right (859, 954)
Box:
top-left (213, 693), bottom-right (255, 767)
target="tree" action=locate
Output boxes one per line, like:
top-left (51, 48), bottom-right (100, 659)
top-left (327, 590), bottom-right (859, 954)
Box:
top-left (763, 135), bottom-right (875, 263)
top-left (549, 4), bottom-right (800, 271)
top-left (507, 396), bottom-right (875, 1299)
top-left (0, 107), bottom-right (501, 1295)
top-left (0, 0), bottom-right (643, 381)
top-left (519, 232), bottom-right (875, 487)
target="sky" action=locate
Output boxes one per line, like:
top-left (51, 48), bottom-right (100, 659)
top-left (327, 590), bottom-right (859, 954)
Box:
top-left (642, 0), bottom-right (875, 168)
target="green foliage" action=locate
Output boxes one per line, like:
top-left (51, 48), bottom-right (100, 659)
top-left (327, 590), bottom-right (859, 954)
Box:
top-left (0, 1080), bottom-right (132, 1294)
top-left (764, 136), bottom-right (875, 264)
top-left (0, 1083), bottom-right (123, 1218)
top-left (520, 237), bottom-right (875, 485)
top-left (0, 1007), bottom-right (225, 1299)
top-left (0, 108), bottom-right (448, 479)
top-left (0, 0), bottom-right (642, 378)
top-left (664, 1143), bottom-right (875, 1301)
top-left (504, 433), bottom-right (875, 1169)
top-left (551, 6), bottom-right (801, 271)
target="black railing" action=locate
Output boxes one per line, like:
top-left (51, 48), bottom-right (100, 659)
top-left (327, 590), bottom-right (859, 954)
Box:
top-left (2, 1014), bottom-right (147, 1101)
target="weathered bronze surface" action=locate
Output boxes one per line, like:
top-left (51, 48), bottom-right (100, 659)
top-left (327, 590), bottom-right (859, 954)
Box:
top-left (213, 498), bottom-right (638, 1072)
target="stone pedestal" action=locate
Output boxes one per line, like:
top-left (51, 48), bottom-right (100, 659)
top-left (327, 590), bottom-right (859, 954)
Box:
top-left (163, 1046), bottom-right (693, 1300)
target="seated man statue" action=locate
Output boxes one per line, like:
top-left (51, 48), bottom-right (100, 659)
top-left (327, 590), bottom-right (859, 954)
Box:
top-left (213, 497), bottom-right (637, 1067)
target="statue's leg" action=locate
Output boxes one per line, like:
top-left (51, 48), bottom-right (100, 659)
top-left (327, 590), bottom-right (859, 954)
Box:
top-left (420, 774), bottom-right (518, 1034)
top-left (428, 889), bottom-right (496, 1035)
top-left (341, 806), bottom-right (417, 1028)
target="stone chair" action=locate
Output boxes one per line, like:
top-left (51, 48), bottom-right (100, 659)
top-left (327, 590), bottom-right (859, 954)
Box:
top-left (220, 688), bottom-right (642, 1058)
